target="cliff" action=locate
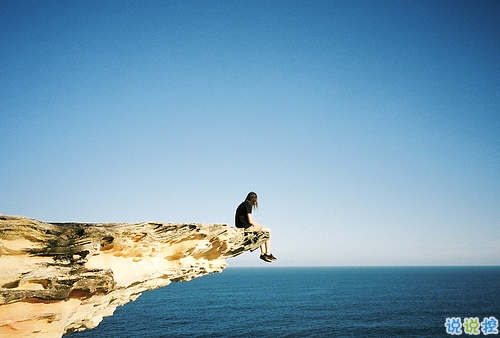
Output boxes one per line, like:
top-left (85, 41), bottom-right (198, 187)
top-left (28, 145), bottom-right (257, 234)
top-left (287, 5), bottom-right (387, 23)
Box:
top-left (0, 214), bottom-right (269, 337)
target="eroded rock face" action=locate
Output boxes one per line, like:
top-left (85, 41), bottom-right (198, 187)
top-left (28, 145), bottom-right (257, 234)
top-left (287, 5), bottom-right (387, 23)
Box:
top-left (0, 214), bottom-right (268, 337)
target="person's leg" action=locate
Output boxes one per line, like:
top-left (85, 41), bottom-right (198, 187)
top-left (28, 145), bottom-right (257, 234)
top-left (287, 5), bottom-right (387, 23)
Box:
top-left (263, 241), bottom-right (269, 254)
top-left (261, 228), bottom-right (276, 260)
top-left (245, 225), bottom-right (276, 261)
top-left (245, 225), bottom-right (265, 254)
top-left (245, 224), bottom-right (263, 232)
top-left (261, 227), bottom-right (271, 254)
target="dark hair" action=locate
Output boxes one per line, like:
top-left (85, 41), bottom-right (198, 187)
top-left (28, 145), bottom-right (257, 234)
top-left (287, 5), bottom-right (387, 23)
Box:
top-left (245, 192), bottom-right (258, 209)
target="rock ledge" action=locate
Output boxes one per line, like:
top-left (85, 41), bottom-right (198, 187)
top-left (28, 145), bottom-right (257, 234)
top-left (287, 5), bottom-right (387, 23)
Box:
top-left (0, 214), bottom-right (268, 337)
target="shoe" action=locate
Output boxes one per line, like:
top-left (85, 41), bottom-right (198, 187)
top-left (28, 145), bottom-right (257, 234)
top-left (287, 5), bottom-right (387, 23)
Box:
top-left (267, 254), bottom-right (277, 261)
top-left (260, 254), bottom-right (273, 263)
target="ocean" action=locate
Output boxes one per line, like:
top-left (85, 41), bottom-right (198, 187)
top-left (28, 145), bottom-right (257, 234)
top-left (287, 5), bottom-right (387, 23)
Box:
top-left (70, 267), bottom-right (500, 337)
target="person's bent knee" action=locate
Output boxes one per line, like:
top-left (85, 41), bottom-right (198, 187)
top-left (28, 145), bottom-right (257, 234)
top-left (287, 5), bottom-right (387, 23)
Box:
top-left (245, 224), bottom-right (263, 232)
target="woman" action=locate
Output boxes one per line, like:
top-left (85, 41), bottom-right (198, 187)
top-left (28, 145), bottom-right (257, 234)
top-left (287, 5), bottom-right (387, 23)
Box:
top-left (235, 192), bottom-right (277, 263)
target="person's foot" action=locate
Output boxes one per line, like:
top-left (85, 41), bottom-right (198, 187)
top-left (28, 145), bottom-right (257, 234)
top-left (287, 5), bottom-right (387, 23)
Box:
top-left (267, 254), bottom-right (277, 261)
top-left (260, 254), bottom-right (273, 262)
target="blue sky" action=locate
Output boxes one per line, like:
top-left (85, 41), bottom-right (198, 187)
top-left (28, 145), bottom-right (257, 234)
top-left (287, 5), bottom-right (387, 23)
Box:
top-left (1, 0), bottom-right (499, 266)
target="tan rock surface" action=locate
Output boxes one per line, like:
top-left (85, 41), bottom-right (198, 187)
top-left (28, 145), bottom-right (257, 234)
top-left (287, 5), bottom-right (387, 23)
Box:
top-left (0, 214), bottom-right (268, 337)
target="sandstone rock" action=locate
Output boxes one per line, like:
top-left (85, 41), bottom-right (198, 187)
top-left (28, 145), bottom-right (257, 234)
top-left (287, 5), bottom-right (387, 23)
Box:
top-left (0, 214), bottom-right (269, 337)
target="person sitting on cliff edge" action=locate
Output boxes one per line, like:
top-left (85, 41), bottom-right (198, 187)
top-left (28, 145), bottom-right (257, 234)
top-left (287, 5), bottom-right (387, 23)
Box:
top-left (235, 192), bottom-right (277, 263)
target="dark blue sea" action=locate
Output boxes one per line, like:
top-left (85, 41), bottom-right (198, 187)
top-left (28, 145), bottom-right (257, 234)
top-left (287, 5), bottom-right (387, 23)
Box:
top-left (71, 267), bottom-right (500, 337)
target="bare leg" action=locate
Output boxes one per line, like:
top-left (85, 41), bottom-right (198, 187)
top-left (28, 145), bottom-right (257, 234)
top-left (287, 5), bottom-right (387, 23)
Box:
top-left (246, 225), bottom-right (274, 259)
top-left (263, 228), bottom-right (271, 254)
top-left (263, 240), bottom-right (270, 255)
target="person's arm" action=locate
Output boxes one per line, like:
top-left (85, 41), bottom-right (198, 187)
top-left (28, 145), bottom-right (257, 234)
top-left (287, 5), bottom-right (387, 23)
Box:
top-left (247, 213), bottom-right (262, 228)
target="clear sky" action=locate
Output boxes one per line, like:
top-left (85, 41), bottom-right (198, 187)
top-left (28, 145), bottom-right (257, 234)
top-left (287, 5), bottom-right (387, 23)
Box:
top-left (1, 0), bottom-right (499, 266)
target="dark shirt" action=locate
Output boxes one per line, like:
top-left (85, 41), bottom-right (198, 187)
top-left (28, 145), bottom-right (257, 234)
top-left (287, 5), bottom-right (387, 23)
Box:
top-left (235, 201), bottom-right (252, 229)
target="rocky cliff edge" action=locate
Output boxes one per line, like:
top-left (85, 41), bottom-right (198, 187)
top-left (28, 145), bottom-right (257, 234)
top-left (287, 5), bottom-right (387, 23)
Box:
top-left (0, 214), bottom-right (269, 337)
